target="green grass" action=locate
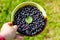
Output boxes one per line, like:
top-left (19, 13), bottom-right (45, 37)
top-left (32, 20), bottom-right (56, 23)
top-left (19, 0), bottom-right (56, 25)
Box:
top-left (0, 0), bottom-right (60, 40)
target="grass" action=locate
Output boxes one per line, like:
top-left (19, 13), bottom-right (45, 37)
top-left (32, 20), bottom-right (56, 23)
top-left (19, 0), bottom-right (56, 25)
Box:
top-left (0, 0), bottom-right (60, 40)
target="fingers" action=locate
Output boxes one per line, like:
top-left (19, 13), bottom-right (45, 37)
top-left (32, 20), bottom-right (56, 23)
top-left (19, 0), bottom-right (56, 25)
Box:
top-left (8, 22), bottom-right (18, 31)
top-left (3, 22), bottom-right (18, 31)
top-left (15, 34), bottom-right (24, 40)
top-left (3, 22), bottom-right (13, 27)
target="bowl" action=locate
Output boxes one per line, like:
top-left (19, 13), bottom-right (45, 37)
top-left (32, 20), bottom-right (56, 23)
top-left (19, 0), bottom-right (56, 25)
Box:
top-left (11, 2), bottom-right (47, 36)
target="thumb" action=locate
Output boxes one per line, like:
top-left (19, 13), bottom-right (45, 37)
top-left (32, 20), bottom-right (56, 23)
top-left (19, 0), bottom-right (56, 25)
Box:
top-left (13, 25), bottom-right (18, 31)
top-left (8, 22), bottom-right (18, 30)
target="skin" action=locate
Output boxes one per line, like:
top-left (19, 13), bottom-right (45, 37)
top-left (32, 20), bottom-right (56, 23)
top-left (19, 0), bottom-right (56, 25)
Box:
top-left (0, 22), bottom-right (24, 40)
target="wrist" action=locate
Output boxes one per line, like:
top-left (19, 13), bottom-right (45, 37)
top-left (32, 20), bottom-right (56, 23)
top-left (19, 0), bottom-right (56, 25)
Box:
top-left (0, 32), bottom-right (6, 39)
top-left (0, 32), bottom-right (8, 40)
top-left (0, 32), bottom-right (14, 40)
top-left (0, 33), bottom-right (5, 40)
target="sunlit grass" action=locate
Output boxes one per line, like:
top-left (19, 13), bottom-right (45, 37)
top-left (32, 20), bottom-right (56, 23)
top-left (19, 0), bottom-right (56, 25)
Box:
top-left (0, 0), bottom-right (60, 40)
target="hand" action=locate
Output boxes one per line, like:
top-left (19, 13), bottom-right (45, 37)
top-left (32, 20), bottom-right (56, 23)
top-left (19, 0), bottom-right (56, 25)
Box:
top-left (0, 22), bottom-right (24, 40)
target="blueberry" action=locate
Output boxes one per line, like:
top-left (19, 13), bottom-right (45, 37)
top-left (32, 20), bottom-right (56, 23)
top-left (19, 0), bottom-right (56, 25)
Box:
top-left (13, 5), bottom-right (47, 36)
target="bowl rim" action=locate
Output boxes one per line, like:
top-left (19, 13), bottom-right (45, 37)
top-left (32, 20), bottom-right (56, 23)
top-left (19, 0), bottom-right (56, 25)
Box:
top-left (11, 2), bottom-right (47, 21)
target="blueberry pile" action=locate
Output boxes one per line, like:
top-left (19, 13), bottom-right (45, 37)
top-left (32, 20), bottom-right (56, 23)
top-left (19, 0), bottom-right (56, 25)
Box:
top-left (13, 5), bottom-right (47, 36)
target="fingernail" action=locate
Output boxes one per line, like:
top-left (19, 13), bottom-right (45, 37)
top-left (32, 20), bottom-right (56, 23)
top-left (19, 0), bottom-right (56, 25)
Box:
top-left (8, 22), bottom-right (13, 26)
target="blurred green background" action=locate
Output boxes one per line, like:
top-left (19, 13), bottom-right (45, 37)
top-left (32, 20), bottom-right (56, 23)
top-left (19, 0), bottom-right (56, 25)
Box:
top-left (0, 0), bottom-right (60, 40)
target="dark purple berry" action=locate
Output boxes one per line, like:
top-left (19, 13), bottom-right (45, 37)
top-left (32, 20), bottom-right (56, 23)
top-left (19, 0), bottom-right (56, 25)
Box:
top-left (13, 5), bottom-right (47, 36)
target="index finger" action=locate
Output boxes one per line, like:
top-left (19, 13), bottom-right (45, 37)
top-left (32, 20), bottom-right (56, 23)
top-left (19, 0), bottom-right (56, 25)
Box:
top-left (14, 34), bottom-right (24, 40)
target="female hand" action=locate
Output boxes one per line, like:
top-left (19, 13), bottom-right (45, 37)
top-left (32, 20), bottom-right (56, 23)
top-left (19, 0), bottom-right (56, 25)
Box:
top-left (0, 22), bottom-right (24, 40)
